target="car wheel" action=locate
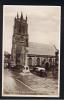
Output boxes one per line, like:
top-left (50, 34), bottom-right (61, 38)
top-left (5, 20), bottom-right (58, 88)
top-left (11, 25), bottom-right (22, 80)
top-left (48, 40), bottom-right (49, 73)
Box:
top-left (40, 70), bottom-right (42, 76)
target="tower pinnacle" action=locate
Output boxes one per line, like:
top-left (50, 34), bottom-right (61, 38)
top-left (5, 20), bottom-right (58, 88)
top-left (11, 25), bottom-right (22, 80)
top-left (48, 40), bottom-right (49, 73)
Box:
top-left (26, 15), bottom-right (27, 21)
top-left (17, 12), bottom-right (19, 18)
top-left (20, 12), bottom-right (23, 19)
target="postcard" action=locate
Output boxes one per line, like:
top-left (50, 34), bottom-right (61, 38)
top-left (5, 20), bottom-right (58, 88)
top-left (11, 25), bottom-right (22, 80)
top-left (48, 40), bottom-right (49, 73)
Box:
top-left (2, 5), bottom-right (61, 97)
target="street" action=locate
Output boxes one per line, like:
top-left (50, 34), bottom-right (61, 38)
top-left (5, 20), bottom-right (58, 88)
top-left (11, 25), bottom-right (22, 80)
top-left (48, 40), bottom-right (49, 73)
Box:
top-left (3, 68), bottom-right (59, 96)
top-left (3, 69), bottom-right (36, 95)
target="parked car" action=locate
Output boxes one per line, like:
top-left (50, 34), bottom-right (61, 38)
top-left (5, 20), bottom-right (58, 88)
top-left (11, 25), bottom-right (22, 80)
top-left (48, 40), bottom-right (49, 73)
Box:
top-left (35, 67), bottom-right (47, 77)
top-left (4, 62), bottom-right (8, 68)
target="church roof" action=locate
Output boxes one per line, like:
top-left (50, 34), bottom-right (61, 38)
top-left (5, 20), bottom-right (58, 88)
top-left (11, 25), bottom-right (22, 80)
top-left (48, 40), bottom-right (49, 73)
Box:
top-left (28, 42), bottom-right (56, 56)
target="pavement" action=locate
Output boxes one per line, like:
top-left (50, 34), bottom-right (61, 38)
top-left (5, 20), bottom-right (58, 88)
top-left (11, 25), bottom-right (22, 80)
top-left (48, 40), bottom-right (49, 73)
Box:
top-left (3, 68), bottom-right (59, 96)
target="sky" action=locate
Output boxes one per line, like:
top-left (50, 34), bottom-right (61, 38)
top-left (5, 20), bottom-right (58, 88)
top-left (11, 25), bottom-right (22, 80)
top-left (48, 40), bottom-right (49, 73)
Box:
top-left (3, 5), bottom-right (61, 53)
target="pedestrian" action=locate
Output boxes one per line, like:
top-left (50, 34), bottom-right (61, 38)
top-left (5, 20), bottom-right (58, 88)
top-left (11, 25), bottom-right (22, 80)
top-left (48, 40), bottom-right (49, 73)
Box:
top-left (45, 61), bottom-right (49, 71)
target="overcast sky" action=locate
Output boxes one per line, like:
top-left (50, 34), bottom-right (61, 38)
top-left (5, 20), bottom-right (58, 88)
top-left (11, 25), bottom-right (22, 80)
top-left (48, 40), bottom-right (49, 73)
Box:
top-left (3, 5), bottom-right (61, 53)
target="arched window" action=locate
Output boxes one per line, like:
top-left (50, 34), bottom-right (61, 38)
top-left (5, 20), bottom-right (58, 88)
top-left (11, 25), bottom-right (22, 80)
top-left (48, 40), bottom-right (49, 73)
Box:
top-left (23, 27), bottom-right (25, 33)
top-left (26, 38), bottom-right (28, 47)
top-left (37, 57), bottom-right (40, 66)
top-left (16, 52), bottom-right (20, 64)
top-left (16, 48), bottom-right (21, 64)
top-left (19, 24), bottom-right (21, 33)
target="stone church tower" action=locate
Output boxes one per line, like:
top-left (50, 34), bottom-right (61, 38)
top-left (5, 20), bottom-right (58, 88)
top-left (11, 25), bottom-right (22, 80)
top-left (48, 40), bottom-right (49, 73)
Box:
top-left (11, 12), bottom-right (28, 68)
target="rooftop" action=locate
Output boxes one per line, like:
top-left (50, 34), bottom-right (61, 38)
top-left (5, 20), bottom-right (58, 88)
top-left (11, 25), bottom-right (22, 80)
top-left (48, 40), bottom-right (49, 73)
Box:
top-left (28, 42), bottom-right (56, 56)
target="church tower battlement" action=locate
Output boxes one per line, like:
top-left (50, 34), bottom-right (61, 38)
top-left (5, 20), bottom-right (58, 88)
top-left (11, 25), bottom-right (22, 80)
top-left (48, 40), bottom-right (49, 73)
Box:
top-left (11, 12), bottom-right (29, 67)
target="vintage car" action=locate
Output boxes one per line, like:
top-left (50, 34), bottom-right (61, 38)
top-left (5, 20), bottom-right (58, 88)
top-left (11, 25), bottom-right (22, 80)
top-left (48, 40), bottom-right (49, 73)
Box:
top-left (35, 67), bottom-right (47, 77)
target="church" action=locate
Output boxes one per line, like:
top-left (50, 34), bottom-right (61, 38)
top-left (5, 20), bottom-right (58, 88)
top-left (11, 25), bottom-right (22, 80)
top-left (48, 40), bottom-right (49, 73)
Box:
top-left (11, 12), bottom-right (56, 70)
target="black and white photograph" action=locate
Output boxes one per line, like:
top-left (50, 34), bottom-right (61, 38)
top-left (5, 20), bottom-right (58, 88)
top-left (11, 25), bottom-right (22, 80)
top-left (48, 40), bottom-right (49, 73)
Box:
top-left (2, 5), bottom-right (61, 97)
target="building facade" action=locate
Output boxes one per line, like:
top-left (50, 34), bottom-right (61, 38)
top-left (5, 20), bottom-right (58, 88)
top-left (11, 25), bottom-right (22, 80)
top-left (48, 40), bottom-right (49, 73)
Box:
top-left (4, 52), bottom-right (11, 68)
top-left (11, 12), bottom-right (56, 69)
top-left (27, 42), bottom-right (56, 69)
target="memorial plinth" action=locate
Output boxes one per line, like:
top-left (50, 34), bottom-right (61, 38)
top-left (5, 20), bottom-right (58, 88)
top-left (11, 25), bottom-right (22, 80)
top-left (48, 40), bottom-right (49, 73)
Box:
top-left (22, 47), bottom-right (30, 73)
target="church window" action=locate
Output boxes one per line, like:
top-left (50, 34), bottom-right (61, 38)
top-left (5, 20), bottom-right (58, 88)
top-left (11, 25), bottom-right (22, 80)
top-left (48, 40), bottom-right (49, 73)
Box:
top-left (23, 27), bottom-right (25, 33)
top-left (19, 24), bottom-right (21, 33)
top-left (16, 53), bottom-right (20, 64)
top-left (26, 38), bottom-right (28, 47)
top-left (16, 49), bottom-right (21, 64)
top-left (37, 57), bottom-right (40, 66)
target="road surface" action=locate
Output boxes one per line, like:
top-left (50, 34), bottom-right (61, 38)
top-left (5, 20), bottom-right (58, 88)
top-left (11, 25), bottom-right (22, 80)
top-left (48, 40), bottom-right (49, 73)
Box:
top-left (2, 68), bottom-right (59, 96)
top-left (3, 69), bottom-right (36, 95)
